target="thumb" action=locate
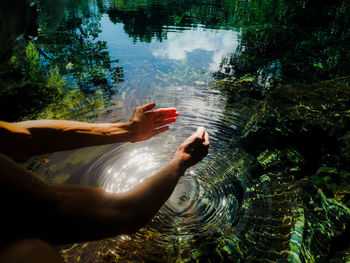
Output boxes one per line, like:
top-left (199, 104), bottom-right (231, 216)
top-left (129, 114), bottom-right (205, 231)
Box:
top-left (140, 102), bottom-right (156, 112)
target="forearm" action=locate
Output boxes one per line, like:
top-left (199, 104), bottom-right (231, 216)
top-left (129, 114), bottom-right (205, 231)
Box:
top-left (48, 159), bottom-right (187, 243)
top-left (0, 153), bottom-right (189, 244)
top-left (117, 158), bottom-right (187, 229)
top-left (0, 120), bottom-right (134, 156)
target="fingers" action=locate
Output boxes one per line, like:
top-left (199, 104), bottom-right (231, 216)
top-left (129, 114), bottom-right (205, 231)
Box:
top-left (152, 108), bottom-right (177, 113)
top-left (155, 117), bottom-right (177, 128)
top-left (153, 108), bottom-right (179, 121)
top-left (187, 126), bottom-right (205, 143)
top-left (139, 102), bottom-right (156, 112)
top-left (195, 126), bottom-right (205, 138)
top-left (152, 126), bottom-right (169, 136)
top-left (192, 127), bottom-right (209, 147)
top-left (203, 130), bottom-right (210, 146)
top-left (181, 126), bottom-right (208, 147)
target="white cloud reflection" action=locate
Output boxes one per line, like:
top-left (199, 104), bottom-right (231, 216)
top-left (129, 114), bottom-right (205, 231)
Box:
top-left (152, 27), bottom-right (239, 71)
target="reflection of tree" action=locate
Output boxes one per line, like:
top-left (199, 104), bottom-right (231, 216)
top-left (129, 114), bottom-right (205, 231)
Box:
top-left (0, 0), bottom-right (124, 121)
top-left (106, 0), bottom-right (237, 42)
top-left (103, 0), bottom-right (350, 87)
top-left (219, 0), bottom-right (350, 86)
top-left (0, 41), bottom-right (107, 121)
top-left (38, 0), bottom-right (124, 96)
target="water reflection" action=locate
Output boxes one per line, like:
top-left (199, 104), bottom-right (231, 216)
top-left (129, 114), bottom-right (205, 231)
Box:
top-left (66, 79), bottom-right (255, 262)
top-left (99, 16), bottom-right (238, 79)
top-left (14, 0), bottom-right (350, 261)
top-left (152, 27), bottom-right (238, 71)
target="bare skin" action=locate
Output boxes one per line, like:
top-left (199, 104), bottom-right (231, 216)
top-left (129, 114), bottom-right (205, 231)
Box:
top-left (0, 103), bottom-right (178, 156)
top-left (0, 103), bottom-right (210, 262)
top-left (0, 1), bottom-right (210, 261)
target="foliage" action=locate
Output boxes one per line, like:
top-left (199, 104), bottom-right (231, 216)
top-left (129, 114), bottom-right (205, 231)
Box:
top-left (106, 0), bottom-right (238, 42)
top-left (37, 0), bottom-right (123, 95)
top-left (0, 40), bottom-right (107, 121)
top-left (220, 0), bottom-right (350, 86)
top-left (84, 0), bottom-right (350, 88)
top-left (0, 0), bottom-right (124, 121)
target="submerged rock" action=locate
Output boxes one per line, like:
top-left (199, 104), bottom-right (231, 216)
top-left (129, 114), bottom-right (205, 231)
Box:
top-left (239, 76), bottom-right (350, 261)
top-left (233, 173), bottom-right (350, 262)
top-left (243, 76), bottom-right (350, 139)
top-left (243, 76), bottom-right (350, 177)
top-left (243, 77), bottom-right (350, 165)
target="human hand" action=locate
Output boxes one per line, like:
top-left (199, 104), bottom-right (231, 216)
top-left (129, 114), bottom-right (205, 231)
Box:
top-left (129, 102), bottom-right (178, 142)
top-left (172, 127), bottom-right (210, 170)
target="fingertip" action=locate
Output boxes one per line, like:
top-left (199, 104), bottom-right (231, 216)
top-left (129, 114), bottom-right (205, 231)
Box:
top-left (196, 126), bottom-right (205, 137)
top-left (149, 102), bottom-right (157, 109)
top-left (204, 130), bottom-right (209, 144)
top-left (167, 117), bottom-right (176, 121)
top-left (162, 126), bottom-right (169, 133)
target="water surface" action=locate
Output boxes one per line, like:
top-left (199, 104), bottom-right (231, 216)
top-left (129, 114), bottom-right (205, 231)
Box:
top-left (3, 0), bottom-right (350, 261)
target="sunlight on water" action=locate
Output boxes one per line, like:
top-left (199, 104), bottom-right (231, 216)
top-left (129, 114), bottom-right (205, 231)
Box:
top-left (6, 0), bottom-right (348, 261)
top-left (75, 82), bottom-right (252, 261)
top-left (103, 147), bottom-right (160, 193)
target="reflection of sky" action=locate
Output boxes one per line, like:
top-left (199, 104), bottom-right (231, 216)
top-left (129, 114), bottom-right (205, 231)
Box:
top-left (152, 28), bottom-right (238, 71)
top-left (99, 15), bottom-right (239, 74)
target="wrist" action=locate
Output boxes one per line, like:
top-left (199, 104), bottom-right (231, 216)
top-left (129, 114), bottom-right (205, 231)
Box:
top-left (94, 122), bottom-right (135, 143)
top-left (125, 120), bottom-right (139, 142)
top-left (169, 156), bottom-right (188, 176)
top-left (115, 121), bottom-right (136, 142)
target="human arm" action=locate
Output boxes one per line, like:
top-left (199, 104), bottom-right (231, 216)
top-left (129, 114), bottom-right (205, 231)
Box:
top-left (52, 127), bottom-right (209, 243)
top-left (0, 103), bottom-right (178, 156)
top-left (0, 127), bottom-right (209, 244)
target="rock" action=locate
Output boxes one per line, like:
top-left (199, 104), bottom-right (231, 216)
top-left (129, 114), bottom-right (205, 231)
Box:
top-left (242, 76), bottom-right (350, 174)
top-left (257, 148), bottom-right (304, 175)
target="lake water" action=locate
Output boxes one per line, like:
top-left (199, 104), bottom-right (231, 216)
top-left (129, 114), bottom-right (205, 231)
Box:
top-left (2, 0), bottom-right (350, 261)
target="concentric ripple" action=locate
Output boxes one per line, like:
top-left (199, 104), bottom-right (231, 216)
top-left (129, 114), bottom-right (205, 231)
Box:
top-left (71, 84), bottom-right (253, 261)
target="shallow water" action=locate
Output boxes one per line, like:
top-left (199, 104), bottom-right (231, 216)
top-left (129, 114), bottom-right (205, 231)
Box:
top-left (3, 0), bottom-right (350, 261)
top-left (32, 1), bottom-right (258, 260)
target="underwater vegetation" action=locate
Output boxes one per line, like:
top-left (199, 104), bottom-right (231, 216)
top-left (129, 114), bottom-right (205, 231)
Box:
top-left (59, 76), bottom-right (350, 262)
top-left (1, 0), bottom-right (350, 261)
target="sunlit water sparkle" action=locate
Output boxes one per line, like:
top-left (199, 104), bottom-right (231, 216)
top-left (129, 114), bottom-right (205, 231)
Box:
top-left (29, 0), bottom-right (275, 260)
top-left (74, 83), bottom-right (252, 260)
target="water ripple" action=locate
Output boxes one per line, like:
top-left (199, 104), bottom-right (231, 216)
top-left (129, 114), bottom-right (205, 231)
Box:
top-left (74, 84), bottom-right (256, 261)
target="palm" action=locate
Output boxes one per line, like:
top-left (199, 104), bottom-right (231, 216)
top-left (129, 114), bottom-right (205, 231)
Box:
top-left (130, 103), bottom-right (178, 142)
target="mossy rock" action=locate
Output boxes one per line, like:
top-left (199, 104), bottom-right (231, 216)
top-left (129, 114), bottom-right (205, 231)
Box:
top-left (256, 148), bottom-right (304, 176)
top-left (242, 76), bottom-right (350, 173)
top-left (311, 166), bottom-right (350, 203)
top-left (243, 76), bottom-right (350, 140)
